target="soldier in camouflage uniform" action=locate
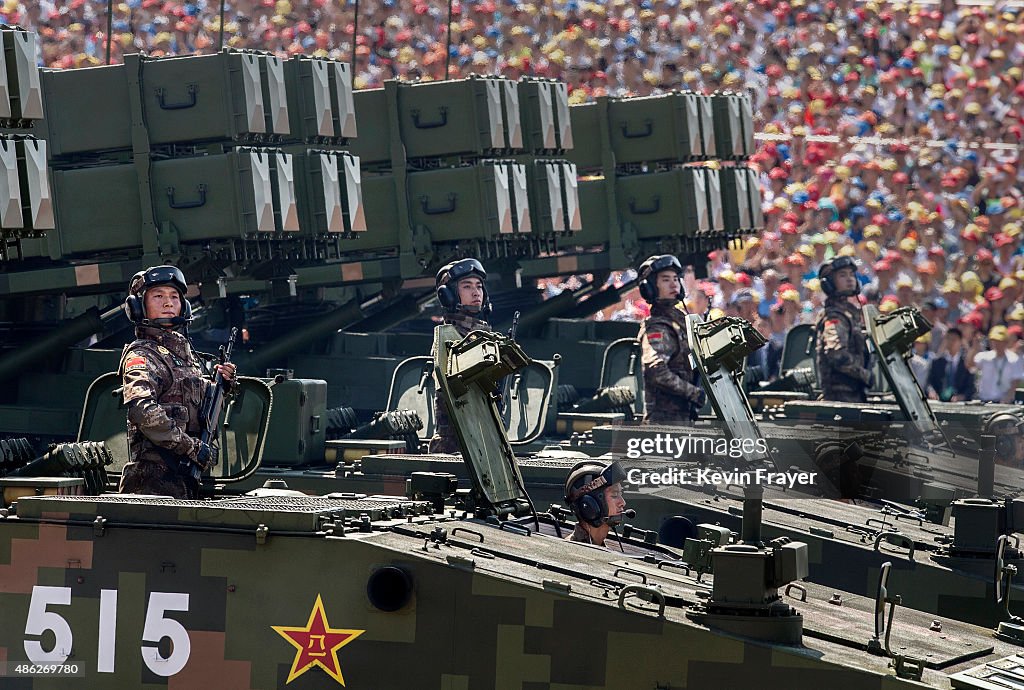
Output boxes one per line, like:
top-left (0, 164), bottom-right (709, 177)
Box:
top-left (564, 460), bottom-right (628, 547)
top-left (815, 256), bottom-right (872, 403)
top-left (119, 266), bottom-right (235, 498)
top-left (429, 258), bottom-right (492, 454)
top-left (637, 255), bottom-right (705, 424)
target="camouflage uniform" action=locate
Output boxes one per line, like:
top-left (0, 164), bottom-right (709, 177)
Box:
top-left (567, 523), bottom-right (598, 544)
top-left (429, 313), bottom-right (491, 454)
top-left (639, 301), bottom-right (702, 424)
top-left (119, 325), bottom-right (212, 498)
top-left (815, 298), bottom-right (871, 403)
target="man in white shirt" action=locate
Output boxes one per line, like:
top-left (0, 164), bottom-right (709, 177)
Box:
top-left (973, 326), bottom-right (1024, 403)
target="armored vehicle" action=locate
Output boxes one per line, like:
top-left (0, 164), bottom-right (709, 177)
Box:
top-left (6, 324), bottom-right (1024, 688)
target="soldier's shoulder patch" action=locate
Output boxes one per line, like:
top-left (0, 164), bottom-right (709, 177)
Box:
top-left (157, 345), bottom-right (170, 355)
top-left (825, 319), bottom-right (840, 327)
top-left (647, 332), bottom-right (663, 342)
top-left (125, 356), bottom-right (146, 371)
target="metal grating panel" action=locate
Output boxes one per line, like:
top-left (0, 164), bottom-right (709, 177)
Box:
top-left (13, 493), bottom-right (433, 531)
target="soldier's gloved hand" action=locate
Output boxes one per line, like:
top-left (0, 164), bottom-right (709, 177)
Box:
top-left (194, 441), bottom-right (218, 470)
top-left (690, 387), bottom-right (707, 409)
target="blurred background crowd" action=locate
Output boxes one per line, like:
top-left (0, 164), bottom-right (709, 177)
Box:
top-left (10, 0), bottom-right (1024, 400)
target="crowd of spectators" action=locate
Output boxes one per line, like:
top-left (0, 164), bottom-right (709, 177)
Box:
top-left (10, 0), bottom-right (1024, 401)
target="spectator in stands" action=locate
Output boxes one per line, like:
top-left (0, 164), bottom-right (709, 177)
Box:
top-left (927, 328), bottom-right (974, 402)
top-left (972, 326), bottom-right (1024, 403)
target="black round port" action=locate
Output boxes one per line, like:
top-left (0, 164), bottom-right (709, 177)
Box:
top-left (366, 566), bottom-right (413, 612)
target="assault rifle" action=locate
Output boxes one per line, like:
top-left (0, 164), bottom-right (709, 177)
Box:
top-left (499, 311), bottom-right (520, 417)
top-left (183, 327), bottom-right (237, 483)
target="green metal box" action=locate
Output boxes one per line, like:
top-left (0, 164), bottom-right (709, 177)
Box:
top-left (48, 162), bottom-right (140, 257)
top-left (499, 79), bottom-right (523, 150)
top-left (268, 150), bottom-right (300, 232)
top-left (49, 148), bottom-right (294, 258)
top-left (744, 166), bottom-right (765, 230)
top-left (518, 77), bottom-right (572, 153)
top-left (697, 94), bottom-right (716, 158)
top-left (509, 162), bottom-right (531, 233)
top-left (262, 377), bottom-right (327, 467)
top-left (721, 165), bottom-right (753, 232)
top-left (142, 51), bottom-right (268, 144)
top-left (41, 64), bottom-right (132, 155)
top-left (294, 150), bottom-right (366, 235)
top-left (721, 165), bottom-right (762, 232)
top-left (616, 168), bottom-right (707, 238)
top-left (564, 176), bottom-right (609, 248)
top-left (284, 56), bottom-right (333, 141)
top-left (740, 93), bottom-right (755, 155)
top-left (566, 102), bottom-right (601, 170)
top-left (284, 55), bottom-right (355, 142)
top-left (407, 162), bottom-right (515, 241)
top-left (327, 60), bottom-right (357, 139)
top-left (679, 166), bottom-right (711, 234)
top-left (526, 160), bottom-right (581, 235)
top-left (0, 137), bottom-right (54, 231)
top-left (704, 166), bottom-right (725, 231)
top-left (711, 92), bottom-right (754, 160)
top-left (16, 137), bottom-right (54, 231)
top-left (257, 52), bottom-right (289, 136)
top-left (398, 76), bottom-right (516, 159)
top-left (552, 80), bottom-right (573, 151)
top-left (1, 28), bottom-right (43, 121)
top-left (44, 50), bottom-right (280, 157)
top-left (344, 173), bottom-right (399, 252)
top-left (151, 148), bottom-right (281, 239)
top-left (345, 88), bottom-right (390, 166)
top-left (608, 91), bottom-right (704, 164)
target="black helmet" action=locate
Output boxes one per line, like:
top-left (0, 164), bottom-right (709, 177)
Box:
top-left (985, 411), bottom-right (1024, 461)
top-left (124, 265), bottom-right (193, 327)
top-left (819, 255), bottom-right (861, 297)
top-left (638, 254), bottom-right (684, 304)
top-left (564, 460), bottom-right (627, 527)
top-left (436, 258), bottom-right (491, 317)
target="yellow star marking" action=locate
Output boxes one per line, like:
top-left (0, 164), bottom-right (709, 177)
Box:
top-left (272, 594), bottom-right (365, 686)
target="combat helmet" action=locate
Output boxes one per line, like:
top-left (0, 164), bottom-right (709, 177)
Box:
top-left (123, 265), bottom-right (193, 327)
top-left (564, 460), bottom-right (627, 527)
top-left (638, 254), bottom-right (684, 304)
top-left (436, 258), bottom-right (491, 317)
top-left (819, 255), bottom-right (861, 297)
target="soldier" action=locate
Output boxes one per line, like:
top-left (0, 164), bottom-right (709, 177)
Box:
top-left (119, 266), bottom-right (235, 498)
top-left (429, 258), bottom-right (492, 454)
top-left (564, 460), bottom-right (629, 547)
top-left (986, 412), bottom-right (1024, 468)
top-left (815, 256), bottom-right (872, 402)
top-left (637, 255), bottom-right (705, 424)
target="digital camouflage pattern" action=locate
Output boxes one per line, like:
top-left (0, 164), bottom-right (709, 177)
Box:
top-left (428, 312), bottom-right (491, 454)
top-left (639, 301), bottom-right (702, 424)
top-left (815, 298), bottom-right (871, 403)
top-left (119, 326), bottom-right (211, 499)
top-left (1, 492), bottom-right (1011, 689)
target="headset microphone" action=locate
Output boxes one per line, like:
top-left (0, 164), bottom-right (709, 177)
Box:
top-left (605, 509), bottom-right (636, 524)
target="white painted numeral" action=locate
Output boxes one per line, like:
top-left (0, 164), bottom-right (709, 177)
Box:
top-left (24, 586), bottom-right (73, 664)
top-left (140, 592), bottom-right (191, 676)
top-left (98, 589), bottom-right (117, 673)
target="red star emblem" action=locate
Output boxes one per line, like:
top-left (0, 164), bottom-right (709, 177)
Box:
top-left (272, 594), bottom-right (365, 686)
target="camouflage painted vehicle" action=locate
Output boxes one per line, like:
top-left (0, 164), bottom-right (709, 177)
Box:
top-left (768, 306), bottom-right (1024, 462)
top-left (5, 325), bottom-right (1024, 688)
top-left (206, 317), bottom-right (1024, 632)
